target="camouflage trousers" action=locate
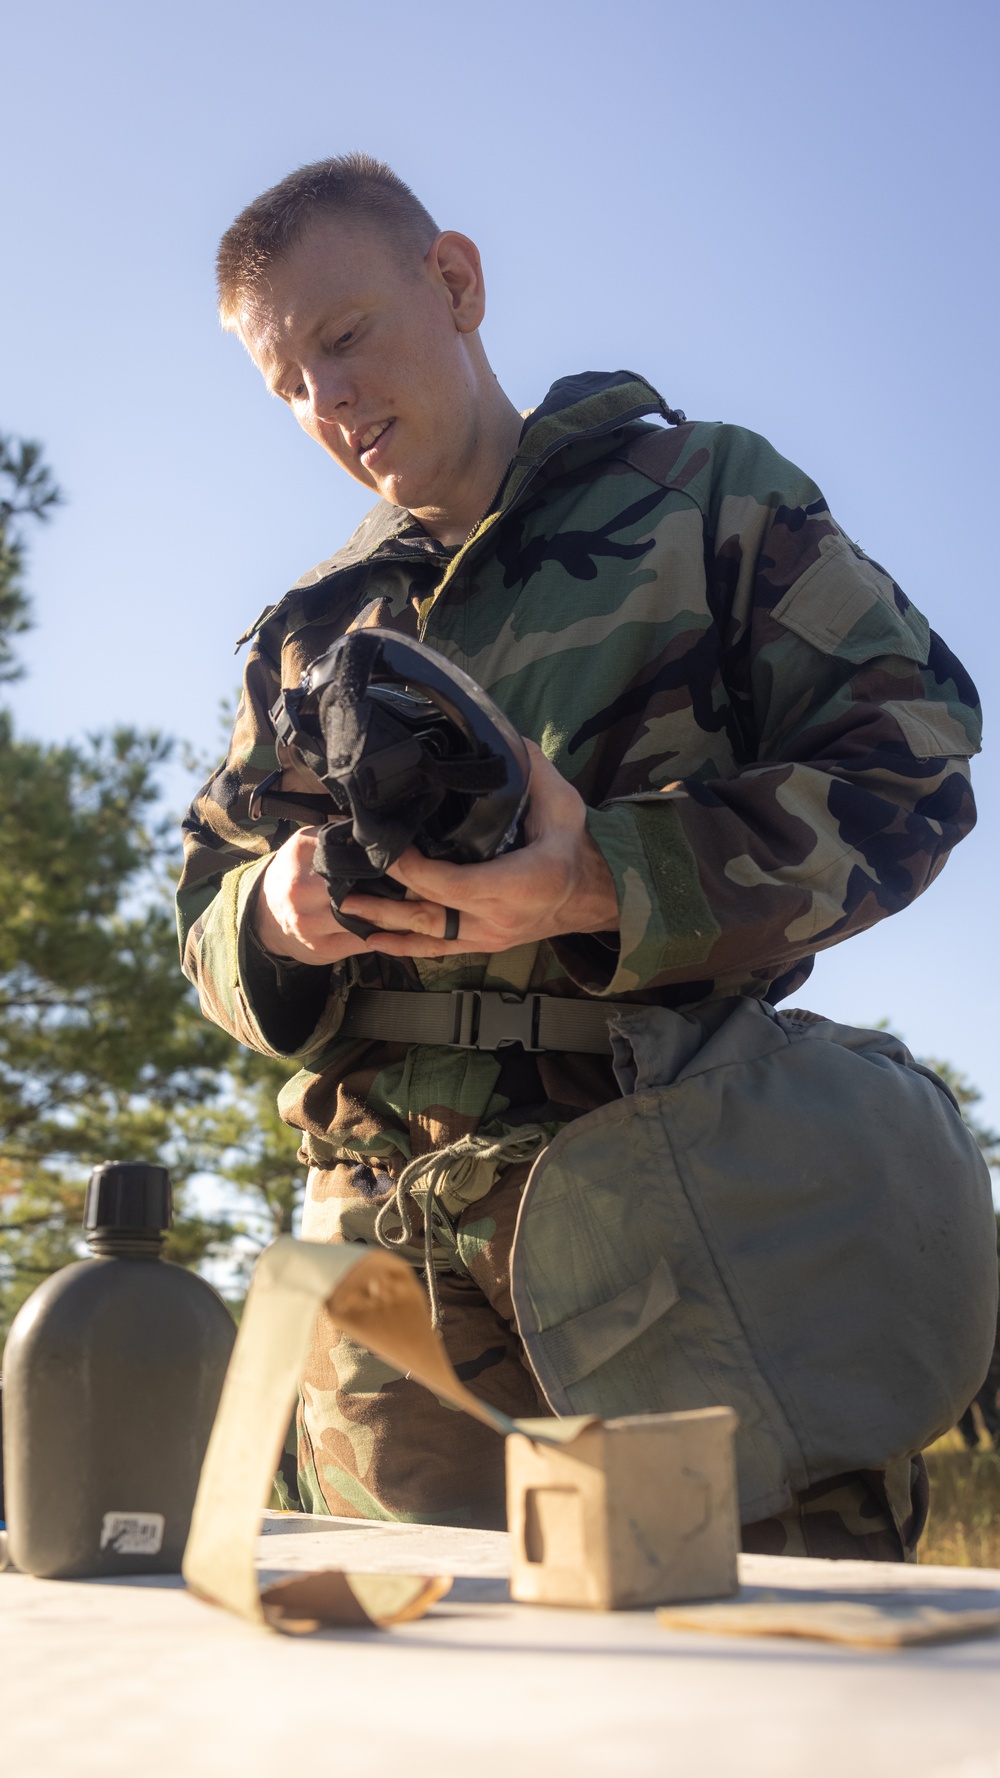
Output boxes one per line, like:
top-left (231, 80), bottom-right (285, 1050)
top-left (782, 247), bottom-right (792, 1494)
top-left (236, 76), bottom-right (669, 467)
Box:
top-left (297, 1156), bottom-right (543, 1529)
top-left (295, 1157), bottom-right (928, 1556)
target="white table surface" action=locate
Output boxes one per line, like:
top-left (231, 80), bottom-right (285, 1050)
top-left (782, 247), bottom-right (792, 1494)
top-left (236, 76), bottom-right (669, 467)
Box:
top-left (3, 1514), bottom-right (1000, 1778)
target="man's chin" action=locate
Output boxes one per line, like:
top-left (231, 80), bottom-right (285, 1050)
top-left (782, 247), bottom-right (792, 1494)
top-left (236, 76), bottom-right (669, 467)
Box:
top-left (330, 447), bottom-right (437, 519)
top-left (372, 469), bottom-right (433, 515)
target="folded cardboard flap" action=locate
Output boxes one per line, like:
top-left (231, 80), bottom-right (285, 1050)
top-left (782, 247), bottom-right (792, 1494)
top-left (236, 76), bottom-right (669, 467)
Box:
top-left (259, 1571), bottom-right (452, 1636)
top-left (657, 1590), bottom-right (1000, 1648)
top-left (182, 1241), bottom-right (449, 1629)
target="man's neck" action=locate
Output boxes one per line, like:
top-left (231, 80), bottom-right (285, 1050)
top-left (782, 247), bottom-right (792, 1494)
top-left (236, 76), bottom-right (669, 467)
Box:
top-left (410, 389), bottom-right (524, 549)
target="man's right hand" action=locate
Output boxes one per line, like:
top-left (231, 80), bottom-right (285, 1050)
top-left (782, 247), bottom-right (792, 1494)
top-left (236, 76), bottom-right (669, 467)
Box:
top-left (254, 828), bottom-right (449, 967)
top-left (254, 829), bottom-right (371, 966)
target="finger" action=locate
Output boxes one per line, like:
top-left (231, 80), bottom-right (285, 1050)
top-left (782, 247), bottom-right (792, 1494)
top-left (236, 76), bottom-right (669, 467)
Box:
top-left (307, 934), bottom-right (370, 963)
top-left (286, 889), bottom-right (351, 933)
top-left (339, 892), bottom-right (451, 937)
top-left (272, 922), bottom-right (369, 964)
top-left (285, 824), bottom-right (324, 864)
top-left (291, 916), bottom-right (365, 957)
top-left (366, 915), bottom-right (509, 957)
top-left (294, 875), bottom-right (344, 910)
top-left (365, 932), bottom-right (467, 958)
top-left (384, 846), bottom-right (468, 900)
top-left (386, 844), bottom-right (520, 910)
top-left (521, 741), bottom-right (583, 841)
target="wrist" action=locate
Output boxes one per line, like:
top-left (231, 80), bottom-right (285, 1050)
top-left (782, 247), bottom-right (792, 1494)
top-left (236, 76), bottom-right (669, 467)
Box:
top-left (253, 865), bottom-right (301, 962)
top-left (568, 830), bottom-right (619, 933)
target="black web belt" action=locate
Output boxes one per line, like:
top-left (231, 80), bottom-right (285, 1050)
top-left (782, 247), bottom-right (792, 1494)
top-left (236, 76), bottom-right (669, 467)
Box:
top-left (338, 988), bottom-right (636, 1055)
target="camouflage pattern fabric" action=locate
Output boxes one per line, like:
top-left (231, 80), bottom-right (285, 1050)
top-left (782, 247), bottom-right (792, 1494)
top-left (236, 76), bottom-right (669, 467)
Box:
top-left (294, 1157), bottom-right (543, 1529)
top-left (742, 1458), bottom-right (930, 1561)
top-left (177, 370), bottom-right (980, 1547)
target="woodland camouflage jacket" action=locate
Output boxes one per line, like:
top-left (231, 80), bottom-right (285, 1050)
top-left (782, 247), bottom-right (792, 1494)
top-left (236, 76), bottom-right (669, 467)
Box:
top-left (177, 371), bottom-right (981, 1171)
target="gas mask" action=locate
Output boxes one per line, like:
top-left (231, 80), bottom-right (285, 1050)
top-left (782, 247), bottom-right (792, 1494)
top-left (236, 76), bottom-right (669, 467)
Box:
top-left (258, 629), bottom-right (530, 939)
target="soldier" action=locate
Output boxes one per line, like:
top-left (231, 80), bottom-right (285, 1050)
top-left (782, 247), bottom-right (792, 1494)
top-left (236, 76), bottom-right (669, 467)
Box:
top-left (179, 153), bottom-right (985, 1559)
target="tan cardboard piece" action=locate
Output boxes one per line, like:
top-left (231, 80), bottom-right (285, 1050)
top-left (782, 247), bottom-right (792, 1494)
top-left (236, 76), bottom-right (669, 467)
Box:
top-left (182, 1237), bottom-right (593, 1631)
top-left (657, 1593), bottom-right (1000, 1648)
top-left (182, 1237), bottom-right (740, 1631)
top-left (507, 1409), bottom-right (739, 1610)
top-left (183, 1238), bottom-right (469, 1631)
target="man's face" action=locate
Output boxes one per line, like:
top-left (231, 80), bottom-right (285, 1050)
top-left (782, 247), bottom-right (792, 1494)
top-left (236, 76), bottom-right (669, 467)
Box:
top-left (237, 216), bottom-right (486, 518)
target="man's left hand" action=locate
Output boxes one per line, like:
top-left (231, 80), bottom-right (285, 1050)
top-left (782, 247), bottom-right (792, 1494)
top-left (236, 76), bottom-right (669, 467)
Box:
top-left (339, 740), bottom-right (619, 957)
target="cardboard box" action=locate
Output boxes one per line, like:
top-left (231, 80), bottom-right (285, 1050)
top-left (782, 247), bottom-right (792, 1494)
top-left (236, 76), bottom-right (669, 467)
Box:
top-left (507, 1407), bottom-right (739, 1610)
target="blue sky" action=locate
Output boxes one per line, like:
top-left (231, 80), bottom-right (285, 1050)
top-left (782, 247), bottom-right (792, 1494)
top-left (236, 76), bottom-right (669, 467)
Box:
top-left (3, 0), bottom-right (999, 1129)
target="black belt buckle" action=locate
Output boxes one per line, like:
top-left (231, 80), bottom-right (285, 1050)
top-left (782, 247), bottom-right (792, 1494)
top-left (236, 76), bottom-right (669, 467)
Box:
top-left (449, 990), bottom-right (543, 1051)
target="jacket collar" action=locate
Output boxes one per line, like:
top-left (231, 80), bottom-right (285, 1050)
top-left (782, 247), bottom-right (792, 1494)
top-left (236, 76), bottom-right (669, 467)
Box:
top-left (235, 370), bottom-right (674, 649)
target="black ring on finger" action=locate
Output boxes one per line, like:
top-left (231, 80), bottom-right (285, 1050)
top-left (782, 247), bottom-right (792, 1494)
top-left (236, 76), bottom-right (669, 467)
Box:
top-left (443, 907), bottom-right (460, 941)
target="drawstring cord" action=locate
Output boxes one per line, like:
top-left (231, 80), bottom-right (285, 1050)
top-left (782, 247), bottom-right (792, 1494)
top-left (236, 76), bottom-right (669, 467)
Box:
top-left (373, 1130), bottom-right (548, 1329)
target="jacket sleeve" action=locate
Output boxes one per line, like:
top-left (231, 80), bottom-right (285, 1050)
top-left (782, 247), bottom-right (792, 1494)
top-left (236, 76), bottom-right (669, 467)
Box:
top-left (554, 447), bottom-right (981, 1000)
top-left (175, 623), bottom-right (352, 1059)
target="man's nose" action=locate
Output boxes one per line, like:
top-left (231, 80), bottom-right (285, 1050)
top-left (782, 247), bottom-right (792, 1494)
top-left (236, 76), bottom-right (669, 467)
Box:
top-left (304, 364), bottom-right (353, 426)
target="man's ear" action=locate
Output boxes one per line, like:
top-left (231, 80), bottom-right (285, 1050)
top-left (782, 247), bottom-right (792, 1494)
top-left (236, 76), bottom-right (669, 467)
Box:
top-left (426, 232), bottom-right (486, 334)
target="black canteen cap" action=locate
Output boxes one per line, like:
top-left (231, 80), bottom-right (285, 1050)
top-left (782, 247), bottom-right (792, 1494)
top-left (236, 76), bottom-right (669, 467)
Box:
top-left (84, 1162), bottom-right (173, 1233)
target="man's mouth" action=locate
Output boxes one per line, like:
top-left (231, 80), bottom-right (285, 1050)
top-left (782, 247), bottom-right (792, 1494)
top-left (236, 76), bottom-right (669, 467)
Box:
top-left (356, 419), bottom-right (395, 466)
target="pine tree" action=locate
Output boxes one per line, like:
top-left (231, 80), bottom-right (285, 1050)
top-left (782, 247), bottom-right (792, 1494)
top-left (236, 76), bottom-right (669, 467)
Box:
top-left (0, 437), bottom-right (239, 1336)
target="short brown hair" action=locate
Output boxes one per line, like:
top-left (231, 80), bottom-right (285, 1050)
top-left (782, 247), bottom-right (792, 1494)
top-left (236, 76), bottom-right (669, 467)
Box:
top-left (216, 153), bottom-right (439, 326)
